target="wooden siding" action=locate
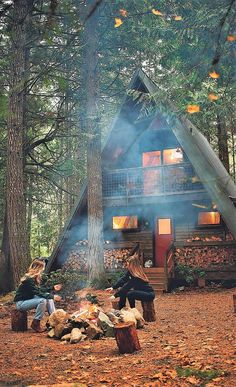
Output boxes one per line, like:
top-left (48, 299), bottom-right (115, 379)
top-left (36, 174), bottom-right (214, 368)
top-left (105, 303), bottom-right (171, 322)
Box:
top-left (116, 230), bottom-right (153, 261)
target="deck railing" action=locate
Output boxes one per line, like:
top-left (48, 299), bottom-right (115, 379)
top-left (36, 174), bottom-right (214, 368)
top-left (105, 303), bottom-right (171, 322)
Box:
top-left (103, 163), bottom-right (203, 198)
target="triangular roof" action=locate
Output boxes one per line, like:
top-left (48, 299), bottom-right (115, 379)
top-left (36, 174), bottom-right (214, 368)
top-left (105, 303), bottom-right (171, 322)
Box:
top-left (46, 69), bottom-right (236, 272)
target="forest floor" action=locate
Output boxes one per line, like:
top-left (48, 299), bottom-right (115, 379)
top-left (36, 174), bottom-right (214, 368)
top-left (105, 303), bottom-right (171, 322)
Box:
top-left (0, 286), bottom-right (236, 387)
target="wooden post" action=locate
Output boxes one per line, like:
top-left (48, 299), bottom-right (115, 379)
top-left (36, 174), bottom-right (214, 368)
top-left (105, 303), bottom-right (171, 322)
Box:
top-left (11, 309), bottom-right (28, 331)
top-left (114, 322), bottom-right (141, 354)
top-left (141, 301), bottom-right (156, 322)
top-left (233, 294), bottom-right (236, 313)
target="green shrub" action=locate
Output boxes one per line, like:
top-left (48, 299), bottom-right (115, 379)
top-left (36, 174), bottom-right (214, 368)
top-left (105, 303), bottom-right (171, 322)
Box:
top-left (176, 264), bottom-right (206, 285)
top-left (42, 269), bottom-right (87, 296)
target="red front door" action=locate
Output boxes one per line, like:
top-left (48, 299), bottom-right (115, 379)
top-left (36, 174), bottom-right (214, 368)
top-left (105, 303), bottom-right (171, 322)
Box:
top-left (155, 218), bottom-right (173, 267)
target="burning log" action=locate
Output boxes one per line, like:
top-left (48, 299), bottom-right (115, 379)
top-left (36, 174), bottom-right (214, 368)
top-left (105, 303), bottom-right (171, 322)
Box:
top-left (114, 322), bottom-right (141, 354)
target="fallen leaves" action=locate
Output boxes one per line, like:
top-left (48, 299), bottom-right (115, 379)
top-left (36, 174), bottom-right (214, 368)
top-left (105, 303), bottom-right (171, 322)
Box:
top-left (227, 34), bottom-right (236, 42)
top-left (209, 71), bottom-right (220, 79)
top-left (119, 9), bottom-right (127, 17)
top-left (208, 93), bottom-right (219, 101)
top-left (186, 104), bottom-right (200, 114)
top-left (0, 289), bottom-right (235, 386)
top-left (151, 9), bottom-right (163, 16)
top-left (114, 18), bottom-right (123, 28)
top-left (174, 16), bottom-right (182, 21)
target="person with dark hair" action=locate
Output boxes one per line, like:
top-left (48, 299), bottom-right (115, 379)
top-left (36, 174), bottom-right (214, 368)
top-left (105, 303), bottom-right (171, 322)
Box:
top-left (106, 253), bottom-right (155, 310)
top-left (14, 259), bottom-right (61, 332)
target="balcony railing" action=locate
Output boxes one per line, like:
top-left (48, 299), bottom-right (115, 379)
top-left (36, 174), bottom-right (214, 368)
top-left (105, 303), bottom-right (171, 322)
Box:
top-left (102, 163), bottom-right (204, 198)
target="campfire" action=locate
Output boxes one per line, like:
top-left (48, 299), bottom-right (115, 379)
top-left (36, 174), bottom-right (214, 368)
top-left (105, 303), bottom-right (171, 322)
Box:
top-left (47, 293), bottom-right (145, 344)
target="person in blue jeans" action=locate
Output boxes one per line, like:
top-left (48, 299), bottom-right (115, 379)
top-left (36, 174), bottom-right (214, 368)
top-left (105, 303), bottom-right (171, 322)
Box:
top-left (106, 253), bottom-right (155, 310)
top-left (14, 259), bottom-right (61, 332)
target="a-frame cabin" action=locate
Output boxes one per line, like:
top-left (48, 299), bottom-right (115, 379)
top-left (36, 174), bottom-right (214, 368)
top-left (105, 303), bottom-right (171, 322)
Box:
top-left (46, 69), bottom-right (236, 291)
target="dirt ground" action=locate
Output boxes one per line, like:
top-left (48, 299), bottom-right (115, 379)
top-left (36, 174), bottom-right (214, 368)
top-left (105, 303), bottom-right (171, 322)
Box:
top-left (0, 287), bottom-right (236, 387)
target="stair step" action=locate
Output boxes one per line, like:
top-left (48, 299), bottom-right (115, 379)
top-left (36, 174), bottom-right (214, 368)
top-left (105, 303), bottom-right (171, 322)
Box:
top-left (146, 274), bottom-right (167, 279)
top-left (144, 268), bottom-right (165, 273)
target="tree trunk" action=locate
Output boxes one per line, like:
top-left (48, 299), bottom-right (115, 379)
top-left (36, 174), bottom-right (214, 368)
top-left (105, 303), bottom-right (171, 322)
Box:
top-left (217, 115), bottom-right (230, 173)
top-left (83, 0), bottom-right (105, 284)
top-left (0, 214), bottom-right (12, 293)
top-left (5, 0), bottom-right (32, 288)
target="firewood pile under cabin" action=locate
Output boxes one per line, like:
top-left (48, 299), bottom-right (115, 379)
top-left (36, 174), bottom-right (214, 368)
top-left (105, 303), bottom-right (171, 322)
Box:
top-left (62, 240), bottom-right (135, 272)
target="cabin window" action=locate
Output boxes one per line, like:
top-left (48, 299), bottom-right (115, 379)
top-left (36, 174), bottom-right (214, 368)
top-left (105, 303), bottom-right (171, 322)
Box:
top-left (198, 212), bottom-right (220, 225)
top-left (112, 216), bottom-right (138, 230)
top-left (142, 151), bottom-right (161, 167)
top-left (158, 218), bottom-right (172, 235)
top-left (163, 148), bottom-right (184, 164)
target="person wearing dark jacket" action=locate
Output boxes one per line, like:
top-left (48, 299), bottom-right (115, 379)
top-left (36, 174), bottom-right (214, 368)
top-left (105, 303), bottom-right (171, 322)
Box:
top-left (106, 253), bottom-right (155, 309)
top-left (14, 259), bottom-right (61, 333)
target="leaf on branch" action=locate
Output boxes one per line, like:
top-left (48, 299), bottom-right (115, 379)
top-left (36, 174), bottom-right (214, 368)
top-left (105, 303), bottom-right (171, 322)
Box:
top-left (114, 18), bottom-right (123, 28)
top-left (186, 105), bottom-right (200, 114)
top-left (208, 93), bottom-right (219, 101)
top-left (209, 71), bottom-right (220, 79)
top-left (174, 16), bottom-right (182, 21)
top-left (152, 9), bottom-right (163, 16)
top-left (227, 34), bottom-right (236, 42)
top-left (119, 9), bottom-right (127, 17)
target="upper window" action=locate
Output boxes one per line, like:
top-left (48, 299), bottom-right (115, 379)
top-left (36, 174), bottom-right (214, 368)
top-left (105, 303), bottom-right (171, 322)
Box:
top-left (112, 216), bottom-right (138, 230)
top-left (163, 148), bottom-right (184, 164)
top-left (198, 212), bottom-right (220, 225)
top-left (142, 151), bottom-right (161, 167)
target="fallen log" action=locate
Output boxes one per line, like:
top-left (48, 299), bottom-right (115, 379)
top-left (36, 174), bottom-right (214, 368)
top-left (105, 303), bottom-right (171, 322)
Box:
top-left (114, 322), bottom-right (141, 354)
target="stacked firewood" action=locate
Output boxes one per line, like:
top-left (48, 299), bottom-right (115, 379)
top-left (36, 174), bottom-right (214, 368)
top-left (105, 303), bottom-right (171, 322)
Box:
top-left (47, 299), bottom-right (144, 344)
top-left (187, 236), bottom-right (223, 242)
top-left (63, 246), bottom-right (132, 272)
top-left (175, 246), bottom-right (236, 268)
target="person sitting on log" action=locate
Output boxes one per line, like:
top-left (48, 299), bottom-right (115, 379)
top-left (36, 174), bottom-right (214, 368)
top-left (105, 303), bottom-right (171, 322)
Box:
top-left (14, 259), bottom-right (61, 333)
top-left (106, 253), bottom-right (155, 310)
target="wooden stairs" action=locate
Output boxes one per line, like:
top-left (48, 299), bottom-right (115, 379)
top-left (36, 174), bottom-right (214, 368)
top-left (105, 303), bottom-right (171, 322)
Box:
top-left (144, 267), bottom-right (168, 293)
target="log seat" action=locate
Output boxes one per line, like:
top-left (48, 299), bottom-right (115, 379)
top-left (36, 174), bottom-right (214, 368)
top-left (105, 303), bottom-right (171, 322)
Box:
top-left (11, 309), bottom-right (28, 331)
top-left (141, 300), bottom-right (156, 322)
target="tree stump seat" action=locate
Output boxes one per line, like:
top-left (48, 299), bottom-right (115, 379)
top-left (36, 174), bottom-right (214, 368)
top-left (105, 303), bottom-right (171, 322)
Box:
top-left (11, 309), bottom-right (28, 331)
top-left (141, 300), bottom-right (156, 322)
top-left (114, 322), bottom-right (141, 354)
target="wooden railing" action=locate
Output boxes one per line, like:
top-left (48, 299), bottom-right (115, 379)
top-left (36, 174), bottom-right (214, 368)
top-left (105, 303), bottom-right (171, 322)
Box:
top-left (164, 244), bottom-right (175, 281)
top-left (102, 163), bottom-right (204, 198)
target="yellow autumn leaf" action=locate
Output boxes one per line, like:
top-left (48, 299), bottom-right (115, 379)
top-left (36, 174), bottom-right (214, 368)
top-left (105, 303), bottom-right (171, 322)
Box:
top-left (209, 71), bottom-right (220, 79)
top-left (208, 93), bottom-right (219, 101)
top-left (187, 376), bottom-right (201, 384)
top-left (119, 9), bottom-right (127, 17)
top-left (114, 18), bottom-right (123, 28)
top-left (152, 9), bottom-right (163, 16)
top-left (227, 34), bottom-right (236, 42)
top-left (166, 369), bottom-right (177, 378)
top-left (174, 15), bottom-right (182, 20)
top-left (186, 105), bottom-right (200, 114)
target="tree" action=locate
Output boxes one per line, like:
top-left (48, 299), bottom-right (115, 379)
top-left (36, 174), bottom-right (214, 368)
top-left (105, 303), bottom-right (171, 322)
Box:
top-left (83, 0), bottom-right (105, 284)
top-left (4, 0), bottom-right (33, 289)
